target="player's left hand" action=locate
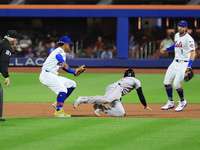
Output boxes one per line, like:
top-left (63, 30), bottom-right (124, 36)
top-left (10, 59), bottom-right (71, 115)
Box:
top-left (74, 65), bottom-right (86, 77)
top-left (184, 67), bottom-right (194, 82)
top-left (144, 106), bottom-right (152, 111)
top-left (4, 77), bottom-right (10, 87)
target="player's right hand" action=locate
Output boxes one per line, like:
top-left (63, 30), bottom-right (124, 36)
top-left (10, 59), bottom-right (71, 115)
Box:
top-left (62, 62), bottom-right (69, 70)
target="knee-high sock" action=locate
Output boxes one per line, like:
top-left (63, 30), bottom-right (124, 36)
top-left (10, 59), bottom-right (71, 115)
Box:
top-left (0, 84), bottom-right (3, 117)
top-left (165, 84), bottom-right (173, 101)
top-left (65, 88), bottom-right (75, 100)
top-left (176, 87), bottom-right (184, 101)
top-left (57, 92), bottom-right (67, 111)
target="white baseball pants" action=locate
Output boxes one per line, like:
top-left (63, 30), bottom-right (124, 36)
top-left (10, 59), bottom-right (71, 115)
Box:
top-left (164, 60), bottom-right (188, 89)
top-left (39, 70), bottom-right (76, 95)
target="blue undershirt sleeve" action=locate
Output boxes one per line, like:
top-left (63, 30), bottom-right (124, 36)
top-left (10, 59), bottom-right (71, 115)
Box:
top-left (62, 67), bottom-right (76, 74)
top-left (56, 54), bottom-right (65, 63)
top-left (166, 44), bottom-right (175, 51)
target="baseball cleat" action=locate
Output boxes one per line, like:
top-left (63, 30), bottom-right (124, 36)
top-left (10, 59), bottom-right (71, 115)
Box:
top-left (93, 104), bottom-right (104, 117)
top-left (54, 109), bottom-right (71, 117)
top-left (73, 96), bottom-right (83, 109)
top-left (161, 100), bottom-right (175, 110)
top-left (52, 102), bottom-right (57, 109)
top-left (175, 99), bottom-right (187, 112)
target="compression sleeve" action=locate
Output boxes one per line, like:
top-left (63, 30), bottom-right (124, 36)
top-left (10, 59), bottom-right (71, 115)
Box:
top-left (62, 67), bottom-right (76, 74)
top-left (136, 87), bottom-right (147, 107)
top-left (166, 44), bottom-right (174, 51)
top-left (56, 54), bottom-right (65, 63)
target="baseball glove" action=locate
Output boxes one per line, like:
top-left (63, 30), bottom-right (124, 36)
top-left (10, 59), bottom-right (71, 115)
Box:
top-left (74, 65), bottom-right (86, 76)
top-left (184, 67), bottom-right (194, 82)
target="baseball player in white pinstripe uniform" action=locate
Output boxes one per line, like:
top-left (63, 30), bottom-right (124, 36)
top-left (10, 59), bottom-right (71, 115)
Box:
top-left (73, 69), bottom-right (152, 117)
top-left (160, 20), bottom-right (196, 111)
top-left (39, 36), bottom-right (83, 117)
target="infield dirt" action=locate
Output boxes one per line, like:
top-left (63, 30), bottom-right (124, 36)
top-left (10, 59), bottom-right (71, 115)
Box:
top-left (3, 67), bottom-right (200, 118)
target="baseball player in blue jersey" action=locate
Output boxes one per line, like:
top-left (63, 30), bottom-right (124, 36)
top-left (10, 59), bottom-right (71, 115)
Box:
top-left (39, 36), bottom-right (85, 117)
top-left (160, 20), bottom-right (196, 112)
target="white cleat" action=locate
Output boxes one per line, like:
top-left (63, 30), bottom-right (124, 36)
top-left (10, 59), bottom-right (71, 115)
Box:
top-left (94, 108), bottom-right (101, 117)
top-left (52, 102), bottom-right (57, 109)
top-left (73, 96), bottom-right (83, 109)
top-left (175, 99), bottom-right (187, 112)
top-left (161, 100), bottom-right (175, 110)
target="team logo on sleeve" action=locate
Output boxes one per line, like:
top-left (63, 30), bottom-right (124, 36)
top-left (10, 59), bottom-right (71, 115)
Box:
top-left (190, 44), bottom-right (194, 48)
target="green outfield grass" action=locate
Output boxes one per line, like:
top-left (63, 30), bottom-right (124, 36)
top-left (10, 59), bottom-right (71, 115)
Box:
top-left (1, 72), bottom-right (200, 150)
top-left (1, 117), bottom-right (200, 150)
top-left (0, 73), bottom-right (199, 104)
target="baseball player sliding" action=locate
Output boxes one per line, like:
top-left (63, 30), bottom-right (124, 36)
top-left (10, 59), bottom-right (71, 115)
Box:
top-left (160, 20), bottom-right (196, 111)
top-left (39, 36), bottom-right (85, 117)
top-left (73, 69), bottom-right (152, 117)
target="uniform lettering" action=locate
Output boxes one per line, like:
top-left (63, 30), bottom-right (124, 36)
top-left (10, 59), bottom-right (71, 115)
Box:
top-left (174, 41), bottom-right (182, 47)
top-left (25, 58), bottom-right (35, 66)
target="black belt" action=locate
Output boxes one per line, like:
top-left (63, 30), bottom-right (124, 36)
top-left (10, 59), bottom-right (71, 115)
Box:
top-left (175, 59), bottom-right (188, 63)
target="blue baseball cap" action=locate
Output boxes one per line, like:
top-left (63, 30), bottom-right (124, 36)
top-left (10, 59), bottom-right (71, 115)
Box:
top-left (178, 20), bottom-right (188, 27)
top-left (58, 36), bottom-right (73, 46)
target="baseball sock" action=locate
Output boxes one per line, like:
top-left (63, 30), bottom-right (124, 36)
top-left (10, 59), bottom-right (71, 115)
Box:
top-left (56, 92), bottom-right (67, 111)
top-left (176, 87), bottom-right (184, 101)
top-left (65, 88), bottom-right (75, 100)
top-left (165, 84), bottom-right (173, 101)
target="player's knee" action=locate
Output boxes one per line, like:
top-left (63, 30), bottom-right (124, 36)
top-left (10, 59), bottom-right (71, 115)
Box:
top-left (71, 81), bottom-right (76, 88)
top-left (117, 111), bottom-right (126, 117)
top-left (58, 90), bottom-right (67, 95)
top-left (173, 84), bottom-right (181, 90)
top-left (164, 80), bottom-right (171, 85)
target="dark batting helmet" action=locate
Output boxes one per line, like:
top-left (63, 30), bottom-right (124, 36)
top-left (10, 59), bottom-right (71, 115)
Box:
top-left (124, 68), bottom-right (135, 77)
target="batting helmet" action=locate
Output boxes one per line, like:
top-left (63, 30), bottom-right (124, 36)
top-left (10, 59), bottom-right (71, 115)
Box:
top-left (124, 68), bottom-right (135, 77)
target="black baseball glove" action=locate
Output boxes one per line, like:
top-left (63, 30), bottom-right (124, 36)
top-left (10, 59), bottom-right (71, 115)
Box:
top-left (184, 68), bottom-right (194, 82)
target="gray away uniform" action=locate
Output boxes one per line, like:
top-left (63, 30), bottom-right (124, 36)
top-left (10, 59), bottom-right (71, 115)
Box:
top-left (78, 77), bottom-right (146, 117)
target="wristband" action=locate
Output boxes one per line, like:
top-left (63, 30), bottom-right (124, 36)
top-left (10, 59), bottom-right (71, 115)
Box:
top-left (188, 60), bottom-right (193, 67)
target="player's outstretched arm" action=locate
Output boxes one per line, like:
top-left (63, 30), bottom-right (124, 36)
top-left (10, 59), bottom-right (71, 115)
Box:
top-left (160, 44), bottom-right (175, 53)
top-left (160, 48), bottom-right (167, 53)
top-left (136, 87), bottom-right (152, 111)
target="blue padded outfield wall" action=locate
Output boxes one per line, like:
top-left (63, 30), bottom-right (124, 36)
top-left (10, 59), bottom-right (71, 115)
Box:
top-left (1, 5), bottom-right (200, 67)
top-left (9, 57), bottom-right (200, 68)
